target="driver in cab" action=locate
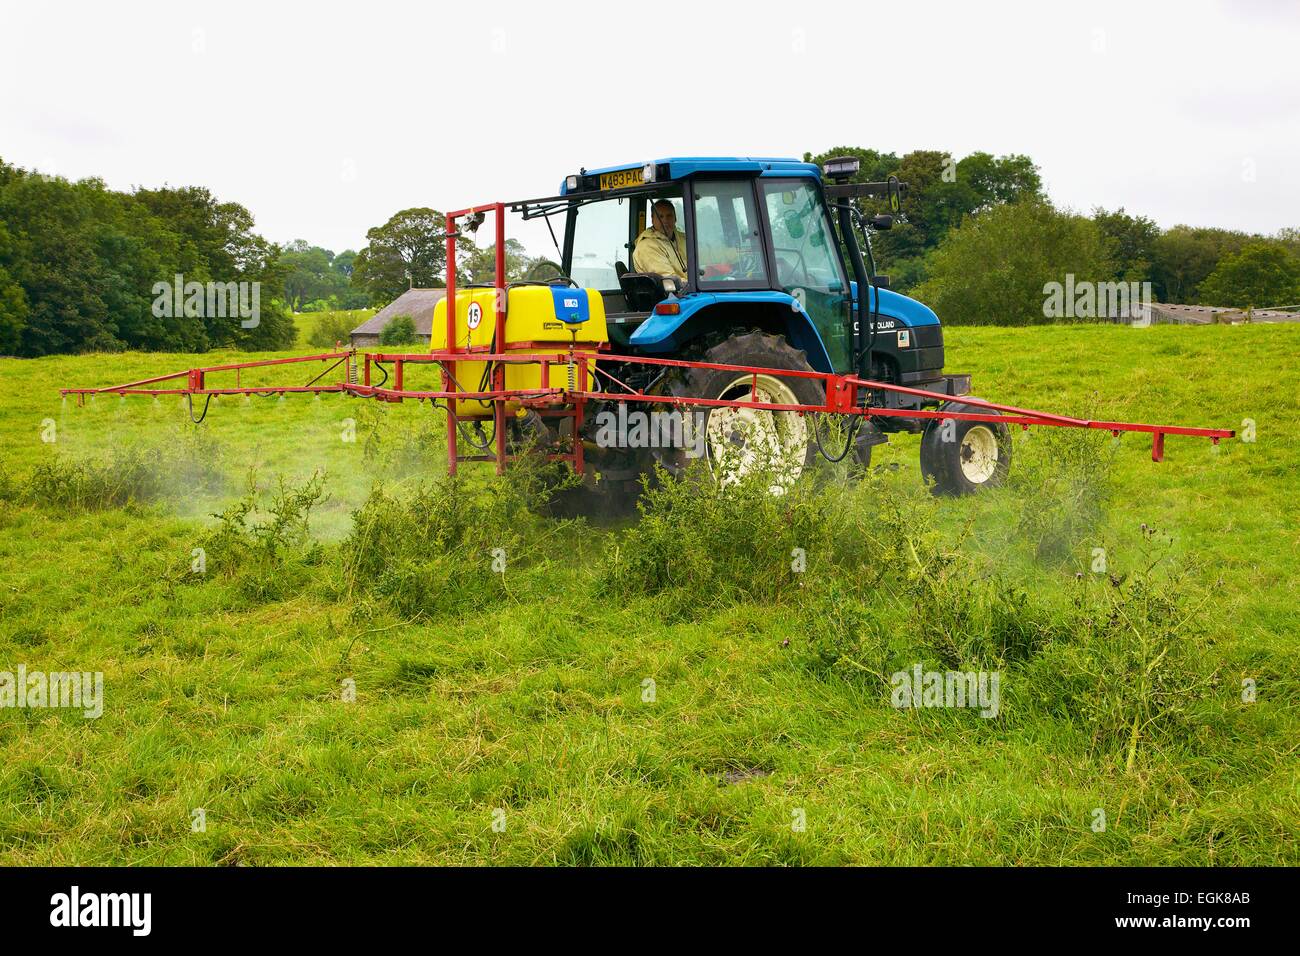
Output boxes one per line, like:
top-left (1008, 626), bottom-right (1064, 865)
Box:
top-left (632, 199), bottom-right (688, 280)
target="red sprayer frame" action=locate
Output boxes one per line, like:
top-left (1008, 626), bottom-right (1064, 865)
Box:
top-left (60, 201), bottom-right (1235, 467)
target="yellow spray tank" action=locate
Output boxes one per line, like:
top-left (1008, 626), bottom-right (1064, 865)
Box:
top-left (430, 285), bottom-right (607, 415)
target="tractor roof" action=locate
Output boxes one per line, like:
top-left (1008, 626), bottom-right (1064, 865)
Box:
top-left (560, 157), bottom-right (821, 194)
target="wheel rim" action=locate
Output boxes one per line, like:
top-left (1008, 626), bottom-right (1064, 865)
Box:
top-left (960, 425), bottom-right (1000, 484)
top-left (706, 373), bottom-right (808, 490)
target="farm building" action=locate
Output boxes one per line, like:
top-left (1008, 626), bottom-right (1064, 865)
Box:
top-left (349, 288), bottom-right (446, 346)
top-left (1146, 303), bottom-right (1299, 324)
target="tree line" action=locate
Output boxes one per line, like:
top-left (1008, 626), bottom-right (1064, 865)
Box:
top-left (3, 151), bottom-right (1297, 356)
top-left (805, 146), bottom-right (1300, 323)
top-left (0, 150), bottom-right (561, 356)
top-left (0, 159), bottom-right (296, 355)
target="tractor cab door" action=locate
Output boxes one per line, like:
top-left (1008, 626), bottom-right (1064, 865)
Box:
top-left (758, 179), bottom-right (852, 372)
top-left (690, 178), bottom-right (768, 285)
top-left (562, 188), bottom-right (685, 346)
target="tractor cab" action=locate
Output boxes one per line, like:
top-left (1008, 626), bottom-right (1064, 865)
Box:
top-left (546, 160), bottom-right (848, 358)
top-left (512, 157), bottom-right (947, 394)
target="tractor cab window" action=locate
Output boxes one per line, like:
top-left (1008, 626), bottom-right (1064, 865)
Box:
top-left (762, 180), bottom-right (847, 293)
top-left (568, 195), bottom-right (631, 291)
top-left (692, 180), bottom-right (767, 284)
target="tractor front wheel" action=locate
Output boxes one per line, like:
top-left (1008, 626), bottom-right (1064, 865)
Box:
top-left (919, 400), bottom-right (1012, 496)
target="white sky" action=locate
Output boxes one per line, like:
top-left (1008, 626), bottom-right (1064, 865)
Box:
top-left (2, 0), bottom-right (1296, 257)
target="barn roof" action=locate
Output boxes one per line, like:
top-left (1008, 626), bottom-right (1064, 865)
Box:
top-left (351, 288), bottom-right (445, 336)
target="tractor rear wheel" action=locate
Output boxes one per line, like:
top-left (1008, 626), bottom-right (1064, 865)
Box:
top-left (659, 331), bottom-right (823, 489)
top-left (919, 400), bottom-right (1012, 496)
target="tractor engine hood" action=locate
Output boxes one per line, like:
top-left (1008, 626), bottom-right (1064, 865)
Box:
top-left (850, 283), bottom-right (941, 329)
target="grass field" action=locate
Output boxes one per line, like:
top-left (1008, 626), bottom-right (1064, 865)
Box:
top-left (291, 309), bottom-right (375, 350)
top-left (0, 323), bottom-right (1296, 865)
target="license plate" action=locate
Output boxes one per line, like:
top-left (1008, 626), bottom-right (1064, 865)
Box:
top-left (598, 167), bottom-right (643, 191)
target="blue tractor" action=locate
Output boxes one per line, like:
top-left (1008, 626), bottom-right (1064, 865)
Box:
top-left (510, 155), bottom-right (1010, 505)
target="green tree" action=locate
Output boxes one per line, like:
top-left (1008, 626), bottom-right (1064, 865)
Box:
top-left (878, 151), bottom-right (1043, 262)
top-left (463, 239), bottom-right (540, 284)
top-left (874, 150), bottom-right (956, 262)
top-left (333, 249), bottom-right (357, 278)
top-left (802, 147), bottom-right (1042, 291)
top-left (958, 152), bottom-right (1043, 208)
top-left (1196, 242), bottom-right (1300, 308)
top-left (128, 182), bottom-right (293, 350)
top-left (352, 208), bottom-right (466, 305)
top-left (1, 169), bottom-right (123, 354)
top-left (0, 157), bottom-right (292, 354)
top-left (308, 310), bottom-right (365, 348)
top-left (1151, 225), bottom-right (1254, 303)
top-left (910, 200), bottom-right (1115, 325)
top-left (378, 314), bottom-right (417, 346)
top-left (1093, 207), bottom-right (1160, 283)
top-left (0, 219), bottom-right (29, 353)
top-left (803, 146), bottom-right (900, 183)
top-left (281, 241), bottom-right (349, 311)
top-left (0, 264), bottom-right (27, 354)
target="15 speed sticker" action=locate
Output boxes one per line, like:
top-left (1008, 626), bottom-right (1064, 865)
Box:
top-left (467, 302), bottom-right (483, 330)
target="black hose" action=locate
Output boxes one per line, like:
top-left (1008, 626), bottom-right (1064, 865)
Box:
top-left (186, 393), bottom-right (213, 424)
top-left (813, 412), bottom-right (862, 463)
top-left (459, 418), bottom-right (496, 451)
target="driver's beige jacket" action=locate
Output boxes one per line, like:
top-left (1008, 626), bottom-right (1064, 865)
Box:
top-left (632, 227), bottom-right (688, 279)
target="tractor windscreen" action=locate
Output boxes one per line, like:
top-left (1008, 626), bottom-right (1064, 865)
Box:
top-left (568, 196), bottom-right (628, 290)
top-left (566, 189), bottom-right (684, 291)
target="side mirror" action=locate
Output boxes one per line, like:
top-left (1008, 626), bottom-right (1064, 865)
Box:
top-left (887, 175), bottom-right (904, 213)
top-left (873, 275), bottom-right (891, 290)
top-left (870, 215), bottom-right (895, 230)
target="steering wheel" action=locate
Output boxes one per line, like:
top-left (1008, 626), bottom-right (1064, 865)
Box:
top-left (508, 276), bottom-right (580, 289)
top-left (773, 246), bottom-right (811, 285)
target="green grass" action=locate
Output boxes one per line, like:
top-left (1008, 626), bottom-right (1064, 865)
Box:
top-left (293, 309), bottom-right (375, 349)
top-left (0, 323), bottom-right (1296, 865)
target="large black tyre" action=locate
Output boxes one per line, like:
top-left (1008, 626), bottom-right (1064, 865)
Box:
top-left (658, 330), bottom-right (824, 487)
top-left (919, 400), bottom-right (1012, 496)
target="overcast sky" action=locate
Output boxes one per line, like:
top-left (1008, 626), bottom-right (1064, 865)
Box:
top-left (2, 0), bottom-right (1296, 257)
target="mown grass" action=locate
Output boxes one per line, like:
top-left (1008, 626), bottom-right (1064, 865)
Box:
top-left (0, 323), bottom-right (1295, 865)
